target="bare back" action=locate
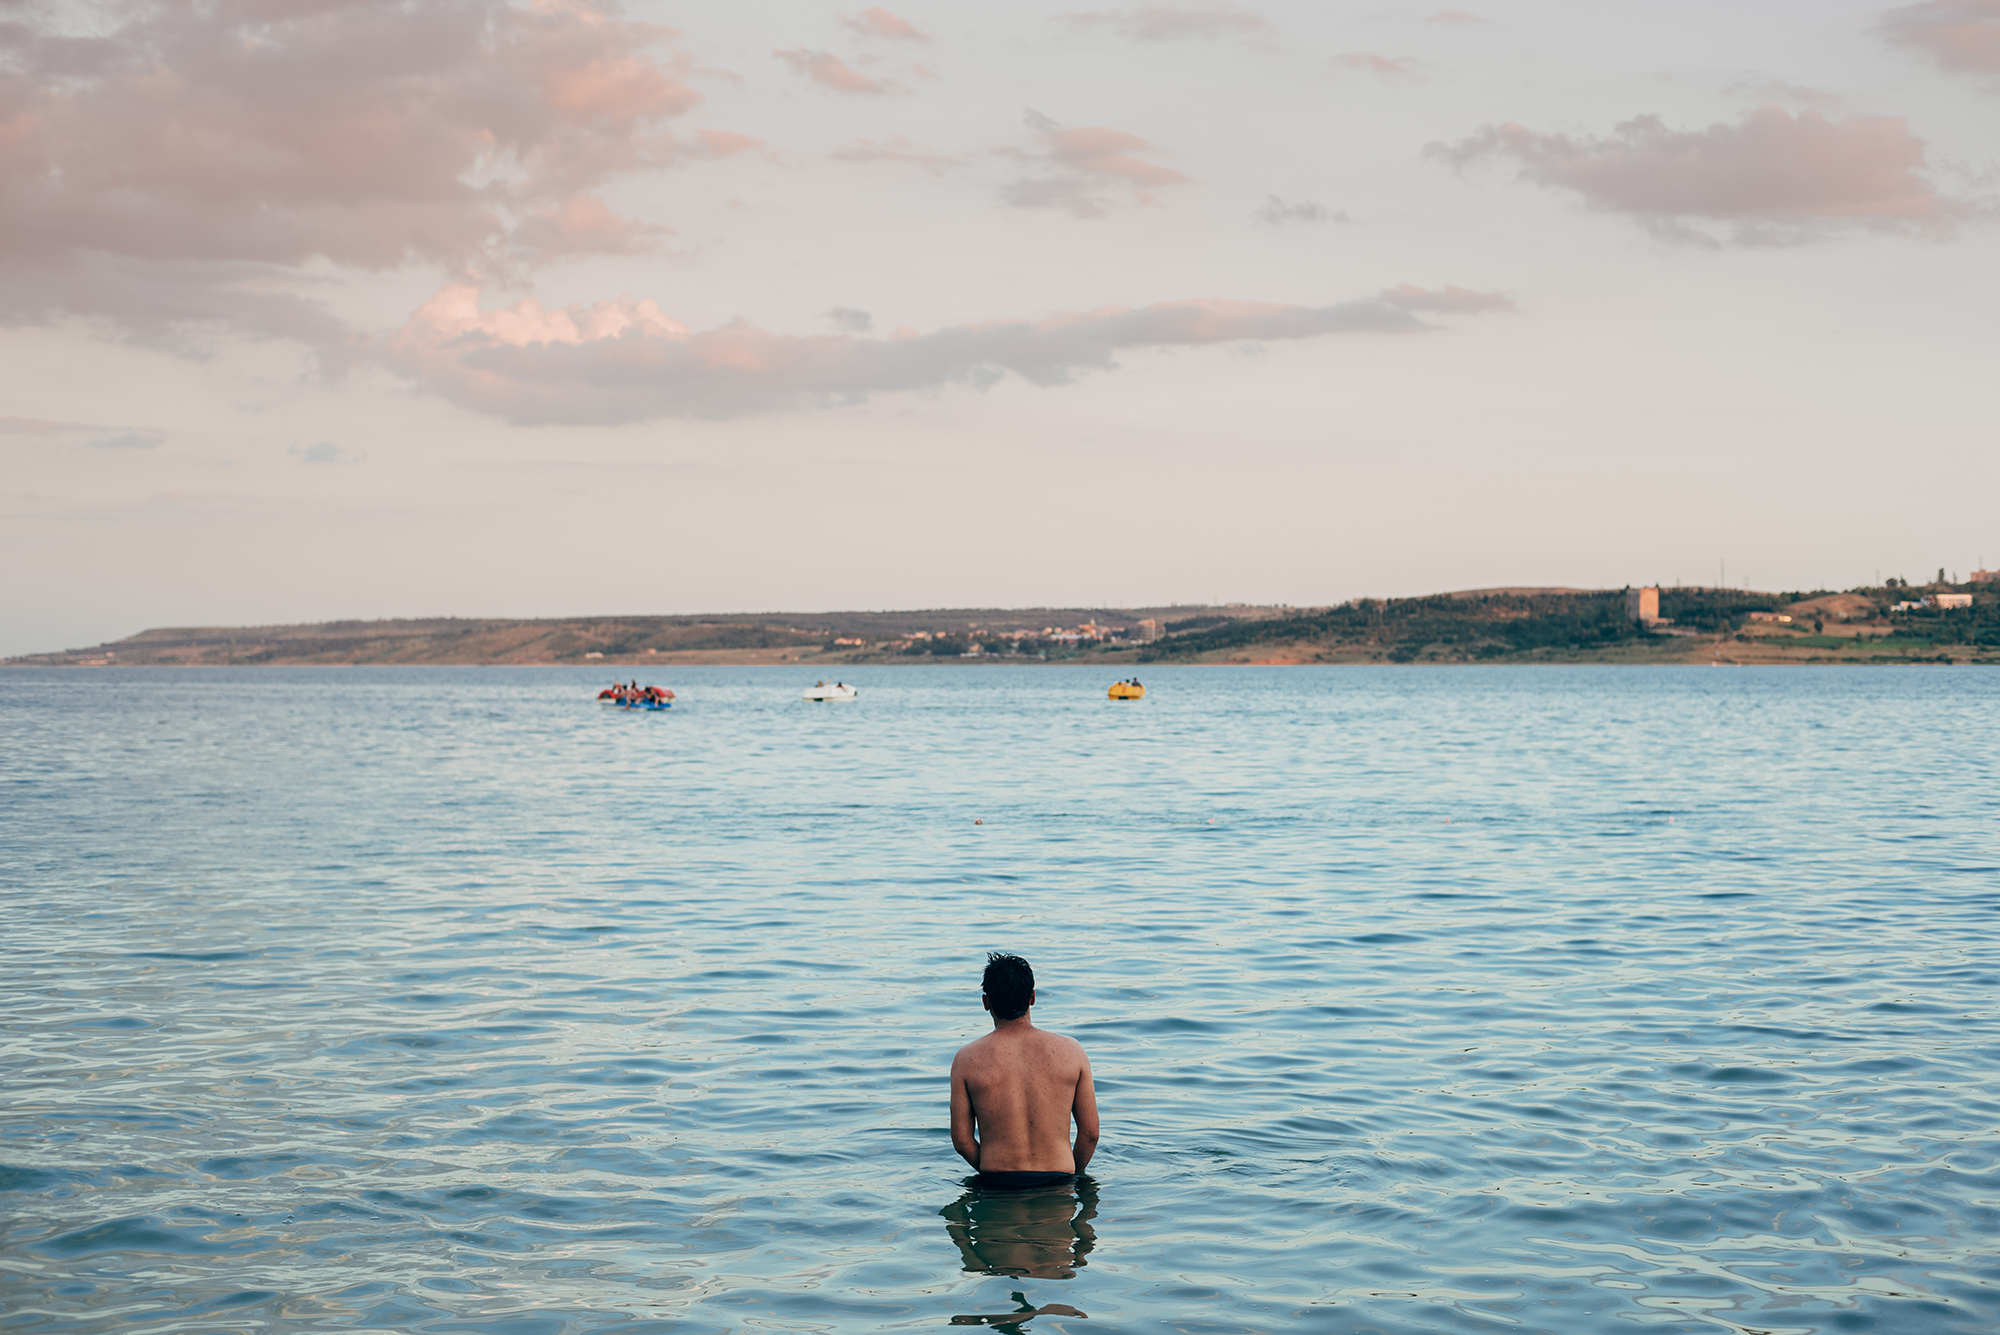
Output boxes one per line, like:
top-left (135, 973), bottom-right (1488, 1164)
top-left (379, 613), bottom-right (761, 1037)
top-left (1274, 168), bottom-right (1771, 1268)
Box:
top-left (951, 1021), bottom-right (1099, 1174)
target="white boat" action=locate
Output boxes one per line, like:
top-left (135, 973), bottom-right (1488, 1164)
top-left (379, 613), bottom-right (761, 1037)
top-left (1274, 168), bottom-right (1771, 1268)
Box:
top-left (802, 680), bottom-right (858, 702)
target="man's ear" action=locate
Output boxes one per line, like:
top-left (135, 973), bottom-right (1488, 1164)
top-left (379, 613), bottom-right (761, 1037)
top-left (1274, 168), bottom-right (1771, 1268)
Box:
top-left (1028, 988), bottom-right (1036, 1009)
top-left (981, 994), bottom-right (991, 1011)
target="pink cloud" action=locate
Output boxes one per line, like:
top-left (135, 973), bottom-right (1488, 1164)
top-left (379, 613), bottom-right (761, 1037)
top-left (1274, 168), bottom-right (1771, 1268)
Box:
top-left (1003, 111), bottom-right (1191, 216)
top-left (0, 0), bottom-right (741, 347)
top-left (395, 282), bottom-right (688, 352)
top-left (1045, 127), bottom-right (1189, 186)
top-left (1337, 53), bottom-right (1419, 79)
top-left (0, 416), bottom-right (96, 436)
top-left (387, 283), bottom-right (1510, 423)
top-left (1425, 9), bottom-right (1483, 24)
top-left (773, 48), bottom-right (892, 95)
top-left (1430, 106), bottom-right (1963, 244)
top-left (511, 194), bottom-right (670, 262)
top-left (1058, 6), bottom-right (1269, 41)
top-left (840, 8), bottom-right (933, 42)
top-left (1878, 0), bottom-right (2000, 76)
top-left (692, 130), bottom-right (765, 160)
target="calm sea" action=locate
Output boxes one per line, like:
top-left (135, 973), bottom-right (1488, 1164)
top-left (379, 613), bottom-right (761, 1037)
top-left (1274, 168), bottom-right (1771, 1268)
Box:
top-left (3, 666), bottom-right (1997, 1335)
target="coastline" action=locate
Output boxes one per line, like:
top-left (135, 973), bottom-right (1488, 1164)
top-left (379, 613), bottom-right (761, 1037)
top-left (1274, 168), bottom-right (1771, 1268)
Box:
top-left (9, 587), bottom-right (1993, 668)
top-left (10, 638), bottom-right (1989, 668)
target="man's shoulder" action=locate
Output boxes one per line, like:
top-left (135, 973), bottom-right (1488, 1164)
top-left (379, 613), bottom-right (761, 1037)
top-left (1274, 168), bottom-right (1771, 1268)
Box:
top-left (1035, 1028), bottom-right (1088, 1060)
top-left (954, 1025), bottom-right (1088, 1066)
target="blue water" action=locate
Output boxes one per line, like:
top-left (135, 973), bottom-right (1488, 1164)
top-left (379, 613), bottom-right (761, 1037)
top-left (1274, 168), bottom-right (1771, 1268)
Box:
top-left (3, 666), bottom-right (1997, 1334)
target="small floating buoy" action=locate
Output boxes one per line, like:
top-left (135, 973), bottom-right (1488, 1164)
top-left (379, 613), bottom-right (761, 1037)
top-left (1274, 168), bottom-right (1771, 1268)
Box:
top-left (974, 818), bottom-right (983, 825)
top-left (1207, 818), bottom-right (1215, 824)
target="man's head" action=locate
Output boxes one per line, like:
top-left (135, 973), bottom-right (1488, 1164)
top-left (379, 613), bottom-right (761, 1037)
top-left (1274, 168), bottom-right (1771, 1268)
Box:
top-left (982, 952), bottom-right (1035, 1021)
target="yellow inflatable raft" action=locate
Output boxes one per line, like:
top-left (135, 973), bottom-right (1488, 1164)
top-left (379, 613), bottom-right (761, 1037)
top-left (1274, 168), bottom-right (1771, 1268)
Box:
top-left (1108, 679), bottom-right (1146, 700)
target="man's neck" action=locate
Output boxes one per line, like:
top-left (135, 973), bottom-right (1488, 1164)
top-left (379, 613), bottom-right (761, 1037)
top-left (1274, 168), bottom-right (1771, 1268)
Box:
top-left (990, 1013), bottom-right (1036, 1032)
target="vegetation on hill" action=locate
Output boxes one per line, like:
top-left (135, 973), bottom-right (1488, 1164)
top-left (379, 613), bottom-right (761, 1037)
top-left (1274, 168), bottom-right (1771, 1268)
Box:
top-left (1138, 589), bottom-right (1637, 663)
top-left (1884, 596), bottom-right (2000, 648)
top-left (1137, 586), bottom-right (1997, 664)
top-left (7, 606), bottom-right (1266, 666)
top-left (13, 586), bottom-right (1994, 667)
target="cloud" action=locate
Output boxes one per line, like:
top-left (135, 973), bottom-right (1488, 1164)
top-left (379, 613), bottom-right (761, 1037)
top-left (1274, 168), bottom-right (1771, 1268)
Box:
top-left (825, 307), bottom-right (874, 332)
top-left (1425, 9), bottom-right (1483, 23)
top-left (1430, 106), bottom-right (1965, 244)
top-left (1877, 0), bottom-right (2000, 77)
top-left (1002, 111), bottom-right (1190, 217)
top-left (1377, 283), bottom-right (1515, 313)
top-left (0, 415), bottom-right (166, 446)
top-left (1336, 53), bottom-right (1419, 79)
top-left (774, 48), bottom-right (893, 94)
top-left (0, 0), bottom-right (738, 350)
top-left (86, 430), bottom-right (166, 450)
top-left (1057, 6), bottom-right (1269, 41)
top-left (831, 135), bottom-right (961, 172)
top-left (386, 282), bottom-right (1510, 424)
top-left (840, 8), bottom-right (932, 42)
top-left (1254, 195), bottom-right (1349, 225)
top-left (0, 259), bottom-right (360, 359)
top-left (0, 416), bottom-right (97, 436)
top-left (291, 442), bottom-right (352, 464)
top-left (511, 194), bottom-right (671, 262)
top-left (692, 130), bottom-right (765, 159)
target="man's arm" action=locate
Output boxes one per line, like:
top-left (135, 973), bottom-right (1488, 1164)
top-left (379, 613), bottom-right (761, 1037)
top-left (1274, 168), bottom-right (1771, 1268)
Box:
top-left (949, 1052), bottom-right (980, 1170)
top-left (1071, 1050), bottom-right (1100, 1173)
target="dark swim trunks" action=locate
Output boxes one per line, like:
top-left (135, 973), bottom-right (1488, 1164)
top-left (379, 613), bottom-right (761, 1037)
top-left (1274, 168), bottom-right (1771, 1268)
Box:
top-left (975, 1171), bottom-right (1076, 1190)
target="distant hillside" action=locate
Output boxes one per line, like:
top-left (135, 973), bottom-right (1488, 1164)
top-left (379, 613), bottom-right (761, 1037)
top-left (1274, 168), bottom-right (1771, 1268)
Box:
top-left (5, 605), bottom-right (1289, 667)
top-left (12, 586), bottom-right (1995, 667)
top-left (1136, 586), bottom-right (1999, 665)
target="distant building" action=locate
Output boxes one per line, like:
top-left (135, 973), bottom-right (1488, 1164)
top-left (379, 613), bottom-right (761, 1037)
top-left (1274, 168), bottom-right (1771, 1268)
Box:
top-left (1137, 618), bottom-right (1162, 642)
top-left (1744, 611), bottom-right (1793, 623)
top-left (1972, 570), bottom-right (1997, 584)
top-left (1934, 593), bottom-right (1973, 609)
top-left (1625, 587), bottom-right (1660, 624)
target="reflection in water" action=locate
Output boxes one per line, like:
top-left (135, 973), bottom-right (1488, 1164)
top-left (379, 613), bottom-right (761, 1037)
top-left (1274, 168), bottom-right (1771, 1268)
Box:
top-left (940, 1174), bottom-right (1099, 1281)
top-left (949, 1293), bottom-right (1089, 1328)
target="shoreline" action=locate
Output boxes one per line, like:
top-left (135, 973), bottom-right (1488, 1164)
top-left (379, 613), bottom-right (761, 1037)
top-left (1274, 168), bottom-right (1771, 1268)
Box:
top-left (10, 587), bottom-right (1992, 668)
top-left (8, 654), bottom-right (1988, 669)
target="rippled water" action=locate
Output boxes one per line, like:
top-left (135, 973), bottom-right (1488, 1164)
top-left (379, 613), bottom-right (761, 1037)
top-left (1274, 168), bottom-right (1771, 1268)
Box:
top-left (4, 665), bottom-right (1998, 1335)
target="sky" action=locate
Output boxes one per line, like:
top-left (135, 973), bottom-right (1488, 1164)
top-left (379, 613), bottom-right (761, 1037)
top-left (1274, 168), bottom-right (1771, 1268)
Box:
top-left (4, 0), bottom-right (1999, 655)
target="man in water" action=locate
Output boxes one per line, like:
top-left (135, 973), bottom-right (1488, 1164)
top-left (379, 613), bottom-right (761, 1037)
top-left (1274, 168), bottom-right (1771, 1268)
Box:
top-left (950, 953), bottom-right (1099, 1188)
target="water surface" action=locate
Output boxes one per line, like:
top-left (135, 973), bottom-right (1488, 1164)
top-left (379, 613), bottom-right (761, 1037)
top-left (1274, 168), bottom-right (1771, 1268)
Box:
top-left (3, 665), bottom-right (1997, 1333)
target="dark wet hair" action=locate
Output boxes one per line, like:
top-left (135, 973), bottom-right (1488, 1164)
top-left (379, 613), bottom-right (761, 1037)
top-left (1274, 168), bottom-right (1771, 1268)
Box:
top-left (983, 952), bottom-right (1035, 1020)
